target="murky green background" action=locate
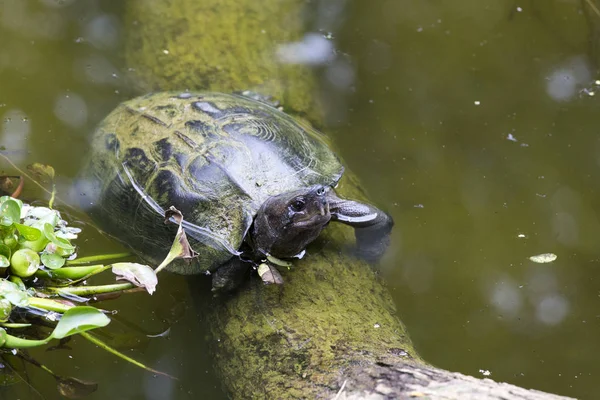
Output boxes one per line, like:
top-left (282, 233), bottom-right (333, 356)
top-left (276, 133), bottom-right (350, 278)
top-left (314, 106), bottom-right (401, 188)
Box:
top-left (1, 0), bottom-right (599, 399)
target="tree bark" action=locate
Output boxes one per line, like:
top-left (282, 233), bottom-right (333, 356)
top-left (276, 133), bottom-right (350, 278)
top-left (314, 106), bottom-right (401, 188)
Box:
top-left (124, 1), bottom-right (574, 399)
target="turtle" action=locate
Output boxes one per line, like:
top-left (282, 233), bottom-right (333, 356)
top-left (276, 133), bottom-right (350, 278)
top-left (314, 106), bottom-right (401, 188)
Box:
top-left (77, 91), bottom-right (393, 290)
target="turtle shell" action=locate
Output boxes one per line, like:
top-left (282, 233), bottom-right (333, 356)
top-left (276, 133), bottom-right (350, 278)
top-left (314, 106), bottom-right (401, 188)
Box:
top-left (80, 92), bottom-right (344, 274)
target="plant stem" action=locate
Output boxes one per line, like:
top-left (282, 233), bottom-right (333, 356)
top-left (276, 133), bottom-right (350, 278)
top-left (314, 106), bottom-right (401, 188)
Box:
top-left (1, 323), bottom-right (31, 328)
top-left (10, 176), bottom-right (24, 199)
top-left (49, 283), bottom-right (134, 296)
top-left (49, 183), bottom-right (56, 209)
top-left (80, 331), bottom-right (177, 379)
top-left (66, 253), bottom-right (131, 266)
top-left (4, 333), bottom-right (49, 348)
top-left (584, 0), bottom-right (600, 17)
top-left (8, 275), bottom-right (26, 290)
top-left (28, 297), bottom-right (74, 313)
top-left (35, 265), bottom-right (110, 281)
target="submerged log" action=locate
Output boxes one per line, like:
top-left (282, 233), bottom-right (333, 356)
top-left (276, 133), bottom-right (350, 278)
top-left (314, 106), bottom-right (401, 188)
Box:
top-left (124, 1), bottom-right (573, 398)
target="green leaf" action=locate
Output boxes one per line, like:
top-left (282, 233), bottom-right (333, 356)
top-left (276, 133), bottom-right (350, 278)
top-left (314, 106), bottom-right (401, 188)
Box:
top-left (154, 207), bottom-right (198, 274)
top-left (0, 255), bottom-right (8, 268)
top-left (266, 255), bottom-right (292, 268)
top-left (14, 223), bottom-right (42, 241)
top-left (0, 243), bottom-right (10, 260)
top-left (10, 248), bottom-right (40, 278)
top-left (0, 278), bottom-right (29, 307)
top-left (51, 306), bottom-right (110, 339)
top-left (26, 207), bottom-right (59, 226)
top-left (0, 196), bottom-right (22, 209)
top-left (27, 163), bottom-right (55, 182)
top-left (0, 199), bottom-right (21, 227)
top-left (8, 275), bottom-right (26, 291)
top-left (43, 223), bottom-right (75, 250)
top-left (0, 299), bottom-right (12, 322)
top-left (36, 264), bottom-right (109, 280)
top-left (0, 323), bottom-right (30, 328)
top-left (57, 376), bottom-right (98, 399)
top-left (112, 263), bottom-right (157, 295)
top-left (41, 253), bottom-right (66, 269)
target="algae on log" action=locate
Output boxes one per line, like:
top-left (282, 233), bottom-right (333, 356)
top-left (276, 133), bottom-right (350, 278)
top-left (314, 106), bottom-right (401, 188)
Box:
top-left (125, 1), bottom-right (573, 399)
top-left (125, 0), bottom-right (319, 121)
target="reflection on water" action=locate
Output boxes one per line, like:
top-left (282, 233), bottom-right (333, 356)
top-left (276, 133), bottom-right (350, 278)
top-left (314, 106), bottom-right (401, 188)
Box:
top-left (277, 33), bottom-right (334, 65)
top-left (545, 56), bottom-right (593, 102)
top-left (325, 1), bottom-right (600, 398)
top-left (1, 0), bottom-right (600, 399)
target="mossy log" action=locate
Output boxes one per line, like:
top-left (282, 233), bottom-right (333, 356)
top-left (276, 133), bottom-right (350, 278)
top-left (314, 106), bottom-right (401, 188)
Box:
top-left (124, 1), bottom-right (573, 399)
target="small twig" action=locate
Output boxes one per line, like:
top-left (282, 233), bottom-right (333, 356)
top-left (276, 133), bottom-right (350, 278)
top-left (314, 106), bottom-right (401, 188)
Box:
top-left (10, 176), bottom-right (24, 198)
top-left (1, 354), bottom-right (45, 399)
top-left (333, 379), bottom-right (347, 400)
top-left (0, 154), bottom-right (53, 197)
top-left (584, 0), bottom-right (600, 18)
top-left (80, 331), bottom-right (178, 380)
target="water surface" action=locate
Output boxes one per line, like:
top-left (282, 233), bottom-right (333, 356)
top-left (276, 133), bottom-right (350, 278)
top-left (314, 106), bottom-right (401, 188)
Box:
top-left (1, 0), bottom-right (600, 399)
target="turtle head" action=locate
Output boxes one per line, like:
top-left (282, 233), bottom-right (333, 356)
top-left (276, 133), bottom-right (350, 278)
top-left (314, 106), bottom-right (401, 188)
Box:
top-left (251, 185), bottom-right (331, 258)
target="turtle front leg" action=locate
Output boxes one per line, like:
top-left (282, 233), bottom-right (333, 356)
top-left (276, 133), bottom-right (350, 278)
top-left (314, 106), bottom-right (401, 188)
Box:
top-left (212, 258), bottom-right (252, 292)
top-left (327, 191), bottom-right (394, 261)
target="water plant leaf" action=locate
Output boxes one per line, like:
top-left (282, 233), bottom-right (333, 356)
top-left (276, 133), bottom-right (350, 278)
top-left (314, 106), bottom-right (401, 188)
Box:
top-left (112, 263), bottom-right (157, 295)
top-left (0, 196), bottom-right (22, 209)
top-left (14, 223), bottom-right (42, 241)
top-left (9, 248), bottom-right (40, 278)
top-left (164, 207), bottom-right (198, 261)
top-left (0, 279), bottom-right (29, 307)
top-left (57, 376), bottom-right (98, 399)
top-left (25, 207), bottom-right (59, 226)
top-left (266, 255), bottom-right (292, 268)
top-left (41, 253), bottom-right (66, 270)
top-left (529, 253), bottom-right (557, 264)
top-left (0, 198), bottom-right (21, 227)
top-left (257, 263), bottom-right (284, 285)
top-left (51, 306), bottom-right (110, 339)
top-left (0, 244), bottom-right (10, 260)
top-left (26, 163), bottom-right (55, 183)
top-left (0, 255), bottom-right (8, 269)
top-left (154, 207), bottom-right (198, 274)
top-left (43, 223), bottom-right (74, 251)
top-left (0, 299), bottom-right (12, 322)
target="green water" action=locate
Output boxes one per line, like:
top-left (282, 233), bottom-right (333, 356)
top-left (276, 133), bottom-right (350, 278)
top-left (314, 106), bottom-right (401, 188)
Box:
top-left (1, 0), bottom-right (600, 399)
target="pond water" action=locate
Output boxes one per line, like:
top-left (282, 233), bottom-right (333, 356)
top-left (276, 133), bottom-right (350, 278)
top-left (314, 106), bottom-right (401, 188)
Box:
top-left (1, 0), bottom-right (599, 399)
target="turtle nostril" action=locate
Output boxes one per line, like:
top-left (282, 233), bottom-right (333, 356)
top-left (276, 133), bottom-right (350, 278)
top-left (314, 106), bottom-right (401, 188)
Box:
top-left (316, 186), bottom-right (325, 196)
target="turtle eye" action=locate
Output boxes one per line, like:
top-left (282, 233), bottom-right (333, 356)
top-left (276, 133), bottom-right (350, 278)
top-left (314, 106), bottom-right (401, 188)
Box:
top-left (290, 197), bottom-right (306, 212)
